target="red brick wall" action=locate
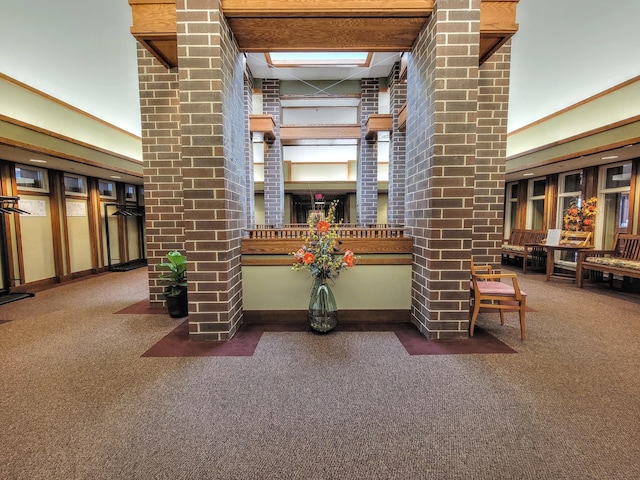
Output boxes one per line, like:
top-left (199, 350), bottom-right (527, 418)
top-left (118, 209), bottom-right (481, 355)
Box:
top-left (262, 79), bottom-right (284, 227)
top-left (388, 62), bottom-right (407, 226)
top-left (136, 45), bottom-right (183, 303)
top-left (474, 40), bottom-right (512, 268)
top-left (177, 0), bottom-right (245, 340)
top-left (244, 75), bottom-right (255, 228)
top-left (358, 78), bottom-right (380, 225)
top-left (406, 0), bottom-right (480, 339)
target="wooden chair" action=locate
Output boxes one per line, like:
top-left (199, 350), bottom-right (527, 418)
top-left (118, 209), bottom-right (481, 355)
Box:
top-left (470, 258), bottom-right (527, 340)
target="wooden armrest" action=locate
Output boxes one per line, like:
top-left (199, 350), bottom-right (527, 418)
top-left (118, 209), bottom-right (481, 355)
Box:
top-left (473, 273), bottom-right (518, 281)
top-left (472, 265), bottom-right (493, 275)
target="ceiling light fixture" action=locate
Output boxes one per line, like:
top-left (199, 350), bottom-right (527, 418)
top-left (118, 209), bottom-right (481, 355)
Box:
top-left (29, 159), bottom-right (47, 163)
top-left (110, 175), bottom-right (121, 179)
top-left (523, 172), bottom-right (534, 177)
top-left (601, 155), bottom-right (619, 160)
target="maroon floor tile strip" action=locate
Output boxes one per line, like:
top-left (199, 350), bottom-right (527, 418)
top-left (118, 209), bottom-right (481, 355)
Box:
top-left (139, 317), bottom-right (516, 357)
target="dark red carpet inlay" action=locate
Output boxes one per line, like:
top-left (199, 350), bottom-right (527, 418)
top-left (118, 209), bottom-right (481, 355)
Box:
top-left (115, 299), bottom-right (167, 315)
top-left (140, 318), bottom-right (516, 358)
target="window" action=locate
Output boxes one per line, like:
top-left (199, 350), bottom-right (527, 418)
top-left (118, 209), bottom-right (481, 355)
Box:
top-left (527, 178), bottom-right (546, 230)
top-left (16, 166), bottom-right (48, 192)
top-left (98, 180), bottom-right (116, 199)
top-left (125, 184), bottom-right (137, 202)
top-left (64, 174), bottom-right (87, 195)
top-left (504, 182), bottom-right (518, 234)
top-left (598, 163), bottom-right (631, 249)
top-left (557, 171), bottom-right (582, 229)
top-left (557, 171), bottom-right (583, 264)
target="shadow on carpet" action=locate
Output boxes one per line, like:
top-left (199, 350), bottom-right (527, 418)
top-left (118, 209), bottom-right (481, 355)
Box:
top-left (141, 320), bottom-right (516, 357)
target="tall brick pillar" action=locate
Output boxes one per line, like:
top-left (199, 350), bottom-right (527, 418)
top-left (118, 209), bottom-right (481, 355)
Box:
top-left (136, 45), bottom-right (183, 304)
top-left (244, 74), bottom-right (255, 228)
top-left (262, 79), bottom-right (284, 227)
top-left (177, 0), bottom-right (245, 340)
top-left (357, 78), bottom-right (379, 226)
top-left (388, 62), bottom-right (407, 226)
top-left (406, 0), bottom-right (480, 339)
top-left (474, 41), bottom-right (512, 266)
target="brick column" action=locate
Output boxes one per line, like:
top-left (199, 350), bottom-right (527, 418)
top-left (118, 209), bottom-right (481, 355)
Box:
top-left (244, 74), bottom-right (255, 228)
top-left (262, 79), bottom-right (284, 227)
top-left (135, 45), bottom-right (183, 304)
top-left (406, 0), bottom-right (480, 339)
top-left (474, 40), bottom-right (512, 266)
top-left (177, 0), bottom-right (245, 340)
top-left (388, 62), bottom-right (407, 226)
top-left (357, 78), bottom-right (379, 226)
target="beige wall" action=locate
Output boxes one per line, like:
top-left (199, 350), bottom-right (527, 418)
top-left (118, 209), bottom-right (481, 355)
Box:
top-left (507, 79), bottom-right (640, 163)
top-left (0, 75), bottom-right (142, 161)
top-left (66, 199), bottom-right (93, 273)
top-left (242, 263), bottom-right (411, 310)
top-left (19, 195), bottom-right (55, 283)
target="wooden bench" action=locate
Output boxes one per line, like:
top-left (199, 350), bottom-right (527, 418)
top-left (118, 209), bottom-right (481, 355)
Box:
top-left (501, 229), bottom-right (548, 273)
top-left (503, 229), bottom-right (593, 273)
top-left (576, 234), bottom-right (640, 288)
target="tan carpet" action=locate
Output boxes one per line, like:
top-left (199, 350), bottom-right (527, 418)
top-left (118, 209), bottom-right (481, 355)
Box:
top-left (0, 267), bottom-right (639, 479)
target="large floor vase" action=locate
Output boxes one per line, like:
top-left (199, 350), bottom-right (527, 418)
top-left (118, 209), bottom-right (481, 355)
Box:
top-left (308, 278), bottom-right (338, 333)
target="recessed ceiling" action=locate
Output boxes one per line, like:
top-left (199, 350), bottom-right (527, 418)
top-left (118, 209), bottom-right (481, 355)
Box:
top-left (245, 52), bottom-right (402, 82)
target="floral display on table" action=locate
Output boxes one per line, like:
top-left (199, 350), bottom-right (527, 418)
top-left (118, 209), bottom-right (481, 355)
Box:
top-left (292, 200), bottom-right (355, 333)
top-left (563, 197), bottom-right (598, 231)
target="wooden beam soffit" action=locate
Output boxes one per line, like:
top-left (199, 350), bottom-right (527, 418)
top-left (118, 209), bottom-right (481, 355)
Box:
top-left (249, 115), bottom-right (276, 142)
top-left (365, 114), bottom-right (393, 140)
top-left (128, 0), bottom-right (518, 69)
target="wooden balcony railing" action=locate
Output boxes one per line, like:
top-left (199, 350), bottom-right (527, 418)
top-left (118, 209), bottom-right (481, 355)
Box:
top-left (245, 224), bottom-right (408, 240)
top-left (242, 225), bottom-right (413, 262)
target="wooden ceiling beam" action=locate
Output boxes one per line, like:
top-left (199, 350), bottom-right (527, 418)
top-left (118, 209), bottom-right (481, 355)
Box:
top-left (129, 0), bottom-right (518, 67)
top-left (221, 0), bottom-right (435, 17)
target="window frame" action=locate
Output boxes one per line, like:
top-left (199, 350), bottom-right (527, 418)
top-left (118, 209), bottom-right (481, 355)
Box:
top-left (15, 165), bottom-right (49, 193)
top-left (63, 174), bottom-right (88, 197)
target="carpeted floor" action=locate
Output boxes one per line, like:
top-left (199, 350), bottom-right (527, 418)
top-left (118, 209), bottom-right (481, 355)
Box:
top-left (0, 267), bottom-right (639, 479)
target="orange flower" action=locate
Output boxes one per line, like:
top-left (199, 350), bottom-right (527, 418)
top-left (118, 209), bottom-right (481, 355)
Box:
top-left (303, 252), bottom-right (315, 265)
top-left (569, 208), bottom-right (578, 216)
top-left (295, 248), bottom-right (305, 263)
top-left (343, 250), bottom-right (354, 267)
top-left (317, 220), bottom-right (330, 233)
top-left (583, 218), bottom-right (592, 226)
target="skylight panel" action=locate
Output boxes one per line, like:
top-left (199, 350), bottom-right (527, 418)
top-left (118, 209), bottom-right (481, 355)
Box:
top-left (267, 52), bottom-right (371, 68)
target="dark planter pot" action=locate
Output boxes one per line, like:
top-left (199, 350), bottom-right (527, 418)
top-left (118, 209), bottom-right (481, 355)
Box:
top-left (164, 287), bottom-right (188, 318)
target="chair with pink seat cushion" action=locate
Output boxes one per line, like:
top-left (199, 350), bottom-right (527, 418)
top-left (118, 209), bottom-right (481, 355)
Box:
top-left (470, 259), bottom-right (527, 340)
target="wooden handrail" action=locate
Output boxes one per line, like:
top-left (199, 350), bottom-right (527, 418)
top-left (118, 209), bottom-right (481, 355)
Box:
top-left (245, 225), bottom-right (408, 240)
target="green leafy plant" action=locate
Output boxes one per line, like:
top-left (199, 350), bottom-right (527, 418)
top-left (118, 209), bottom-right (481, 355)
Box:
top-left (158, 251), bottom-right (187, 297)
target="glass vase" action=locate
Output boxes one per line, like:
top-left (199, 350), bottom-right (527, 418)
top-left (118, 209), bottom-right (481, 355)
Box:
top-left (308, 278), bottom-right (338, 333)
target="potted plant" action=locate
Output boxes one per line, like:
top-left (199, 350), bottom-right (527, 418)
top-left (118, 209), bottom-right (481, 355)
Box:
top-left (158, 250), bottom-right (188, 318)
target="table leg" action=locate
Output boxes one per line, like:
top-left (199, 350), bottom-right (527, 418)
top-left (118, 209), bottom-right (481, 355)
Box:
top-left (545, 248), bottom-right (553, 281)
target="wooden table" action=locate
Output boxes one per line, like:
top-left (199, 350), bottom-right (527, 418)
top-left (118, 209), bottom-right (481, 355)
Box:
top-left (541, 244), bottom-right (594, 281)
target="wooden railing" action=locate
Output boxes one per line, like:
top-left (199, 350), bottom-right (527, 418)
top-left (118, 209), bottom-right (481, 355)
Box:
top-left (242, 225), bottom-right (413, 261)
top-left (245, 224), bottom-right (408, 240)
